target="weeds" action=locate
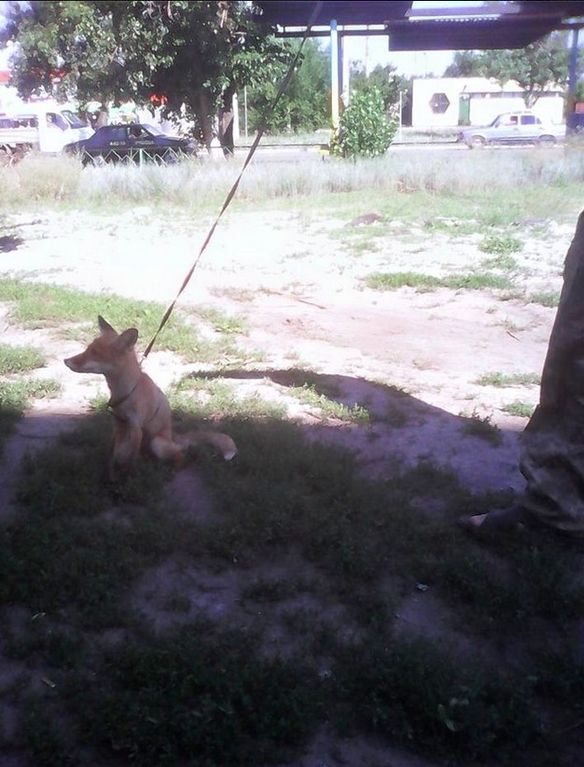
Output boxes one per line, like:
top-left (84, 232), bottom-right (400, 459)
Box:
top-left (287, 382), bottom-right (370, 423)
top-left (2, 150), bottom-right (583, 210)
top-left (528, 291), bottom-right (560, 308)
top-left (479, 234), bottom-right (523, 256)
top-left (0, 378), bottom-right (62, 453)
top-left (365, 271), bottom-right (513, 292)
top-left (502, 401), bottom-right (535, 418)
top-left (475, 372), bottom-right (541, 387)
top-left (480, 253), bottom-right (520, 271)
top-left (0, 344), bottom-right (47, 374)
top-left (459, 409), bottom-right (503, 445)
top-left (0, 278), bottom-right (244, 362)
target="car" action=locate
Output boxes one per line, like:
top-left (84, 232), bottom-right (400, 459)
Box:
top-left (64, 123), bottom-right (198, 164)
top-left (458, 112), bottom-right (564, 148)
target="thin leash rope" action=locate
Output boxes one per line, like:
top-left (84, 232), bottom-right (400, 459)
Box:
top-left (142, 0), bottom-right (324, 361)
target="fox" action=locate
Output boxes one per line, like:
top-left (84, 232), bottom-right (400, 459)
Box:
top-left (64, 316), bottom-right (237, 479)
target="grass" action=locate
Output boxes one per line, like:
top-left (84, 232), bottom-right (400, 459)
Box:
top-left (287, 383), bottom-right (370, 423)
top-left (501, 401), bottom-right (536, 418)
top-left (0, 278), bottom-right (245, 363)
top-left (3, 407), bottom-right (584, 765)
top-left (479, 234), bottom-right (523, 256)
top-left (0, 344), bottom-right (47, 374)
top-left (475, 372), bottom-right (541, 387)
top-left (459, 409), bottom-right (503, 445)
top-left (1, 156), bottom-right (583, 766)
top-left (0, 378), bottom-right (62, 454)
top-left (480, 253), bottom-right (520, 271)
top-left (2, 372), bottom-right (584, 766)
top-left (1, 151), bottom-right (583, 216)
top-left (365, 270), bottom-right (513, 292)
top-left (528, 291), bottom-right (561, 308)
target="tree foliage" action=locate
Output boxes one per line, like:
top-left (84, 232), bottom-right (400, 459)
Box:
top-left (330, 88), bottom-right (396, 159)
top-left (1, 1), bottom-right (287, 147)
top-left (444, 51), bottom-right (484, 78)
top-left (350, 63), bottom-right (407, 114)
top-left (442, 34), bottom-right (578, 107)
top-left (246, 39), bottom-right (329, 133)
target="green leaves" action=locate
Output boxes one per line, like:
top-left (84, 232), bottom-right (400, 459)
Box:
top-left (331, 88), bottom-right (397, 159)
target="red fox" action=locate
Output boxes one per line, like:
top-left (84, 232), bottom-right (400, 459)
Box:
top-left (64, 316), bottom-right (237, 479)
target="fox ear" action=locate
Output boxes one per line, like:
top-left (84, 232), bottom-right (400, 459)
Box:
top-left (98, 315), bottom-right (116, 335)
top-left (115, 328), bottom-right (139, 351)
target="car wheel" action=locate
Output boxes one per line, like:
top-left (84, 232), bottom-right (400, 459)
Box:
top-left (470, 135), bottom-right (486, 149)
top-left (538, 134), bottom-right (556, 146)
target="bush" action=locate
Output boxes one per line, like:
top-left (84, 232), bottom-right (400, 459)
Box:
top-left (331, 88), bottom-right (396, 159)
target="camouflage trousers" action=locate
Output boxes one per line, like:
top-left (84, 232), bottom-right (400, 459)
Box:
top-left (519, 210), bottom-right (584, 535)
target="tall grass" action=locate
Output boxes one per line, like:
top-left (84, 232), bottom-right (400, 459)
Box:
top-left (1, 148), bottom-right (583, 209)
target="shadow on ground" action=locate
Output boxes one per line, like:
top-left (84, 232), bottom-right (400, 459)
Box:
top-left (0, 372), bottom-right (582, 767)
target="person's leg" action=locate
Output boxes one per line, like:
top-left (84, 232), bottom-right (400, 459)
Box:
top-left (458, 504), bottom-right (528, 534)
top-left (459, 210), bottom-right (584, 538)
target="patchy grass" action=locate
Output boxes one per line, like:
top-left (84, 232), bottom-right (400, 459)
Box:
top-left (0, 378), bottom-right (62, 454)
top-left (172, 377), bottom-right (287, 420)
top-left (459, 409), bottom-right (503, 445)
top-left (3, 394), bottom-right (584, 765)
top-left (479, 234), bottom-right (523, 256)
top-left (501, 401), bottom-right (536, 418)
top-left (528, 291), bottom-right (561, 308)
top-left (0, 344), bottom-right (47, 375)
top-left (365, 271), bottom-right (513, 292)
top-left (287, 382), bottom-right (370, 423)
top-left (480, 253), bottom-right (520, 271)
top-left (475, 372), bottom-right (541, 388)
top-left (0, 278), bottom-right (246, 363)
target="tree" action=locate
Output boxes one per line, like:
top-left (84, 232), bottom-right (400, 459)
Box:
top-left (478, 34), bottom-right (570, 107)
top-left (350, 63), bottom-right (407, 115)
top-left (246, 39), bottom-right (329, 133)
top-left (443, 51), bottom-right (484, 78)
top-left (1, 1), bottom-right (285, 150)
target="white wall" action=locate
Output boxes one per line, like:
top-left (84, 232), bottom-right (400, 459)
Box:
top-left (412, 77), bottom-right (565, 128)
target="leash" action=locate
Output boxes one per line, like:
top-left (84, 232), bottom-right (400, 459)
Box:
top-left (142, 0), bottom-right (324, 361)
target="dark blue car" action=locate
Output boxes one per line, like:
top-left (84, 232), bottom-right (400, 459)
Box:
top-left (64, 123), bottom-right (198, 165)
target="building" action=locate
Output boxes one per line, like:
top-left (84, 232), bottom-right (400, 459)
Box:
top-left (412, 76), bottom-right (565, 128)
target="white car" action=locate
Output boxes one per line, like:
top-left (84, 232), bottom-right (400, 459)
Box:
top-left (459, 112), bottom-right (564, 148)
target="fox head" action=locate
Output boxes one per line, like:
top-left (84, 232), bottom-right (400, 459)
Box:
top-left (64, 316), bottom-right (139, 375)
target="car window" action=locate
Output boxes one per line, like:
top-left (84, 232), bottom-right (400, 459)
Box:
top-left (104, 127), bottom-right (128, 142)
top-left (143, 124), bottom-right (163, 136)
top-left (520, 115), bottom-right (539, 125)
top-left (128, 125), bottom-right (153, 139)
top-left (61, 110), bottom-right (87, 129)
top-left (46, 112), bottom-right (69, 130)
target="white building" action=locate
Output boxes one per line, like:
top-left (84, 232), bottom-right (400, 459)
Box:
top-left (412, 77), bottom-right (565, 128)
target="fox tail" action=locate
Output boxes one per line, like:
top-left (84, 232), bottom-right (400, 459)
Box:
top-left (176, 431), bottom-right (237, 461)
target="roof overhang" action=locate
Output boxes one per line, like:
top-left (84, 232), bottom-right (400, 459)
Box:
top-left (254, 1), bottom-right (584, 50)
top-left (254, 1), bottom-right (413, 27)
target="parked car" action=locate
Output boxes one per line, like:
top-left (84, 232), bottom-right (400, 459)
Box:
top-left (0, 106), bottom-right (93, 155)
top-left (64, 123), bottom-right (198, 164)
top-left (458, 112), bottom-right (564, 148)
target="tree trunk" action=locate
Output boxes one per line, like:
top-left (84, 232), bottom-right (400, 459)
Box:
top-left (217, 86), bottom-right (235, 157)
top-left (194, 90), bottom-right (214, 151)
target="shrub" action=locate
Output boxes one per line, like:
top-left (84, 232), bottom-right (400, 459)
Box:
top-left (331, 88), bottom-right (396, 159)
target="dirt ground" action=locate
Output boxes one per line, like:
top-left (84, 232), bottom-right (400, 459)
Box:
top-left (1, 206), bottom-right (570, 489)
top-left (0, 204), bottom-right (576, 766)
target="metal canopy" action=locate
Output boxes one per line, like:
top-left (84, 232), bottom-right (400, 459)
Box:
top-left (255, 0), bottom-right (584, 50)
top-left (386, 17), bottom-right (561, 51)
top-left (254, 1), bottom-right (413, 27)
